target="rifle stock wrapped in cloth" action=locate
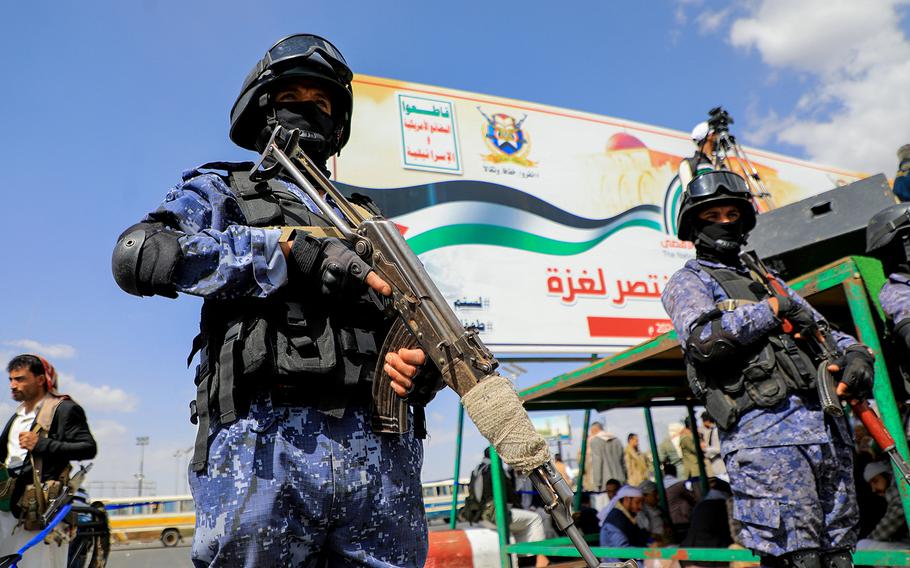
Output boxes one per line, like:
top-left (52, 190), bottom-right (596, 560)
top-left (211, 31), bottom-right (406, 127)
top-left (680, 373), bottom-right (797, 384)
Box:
top-left (462, 376), bottom-right (549, 473)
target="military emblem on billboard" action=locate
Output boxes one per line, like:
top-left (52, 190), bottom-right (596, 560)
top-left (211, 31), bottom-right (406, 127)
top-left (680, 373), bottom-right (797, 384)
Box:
top-left (477, 107), bottom-right (537, 167)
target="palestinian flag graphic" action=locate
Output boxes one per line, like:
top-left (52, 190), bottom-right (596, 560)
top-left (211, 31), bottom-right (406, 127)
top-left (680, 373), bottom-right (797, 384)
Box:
top-left (339, 179), bottom-right (663, 256)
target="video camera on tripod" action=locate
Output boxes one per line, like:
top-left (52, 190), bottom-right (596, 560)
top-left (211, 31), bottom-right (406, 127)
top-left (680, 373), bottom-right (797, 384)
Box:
top-left (703, 106), bottom-right (775, 209)
top-left (707, 106), bottom-right (733, 134)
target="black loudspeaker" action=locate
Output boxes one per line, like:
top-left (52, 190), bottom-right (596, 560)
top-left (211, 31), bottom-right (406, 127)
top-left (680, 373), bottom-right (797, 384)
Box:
top-left (748, 174), bottom-right (897, 278)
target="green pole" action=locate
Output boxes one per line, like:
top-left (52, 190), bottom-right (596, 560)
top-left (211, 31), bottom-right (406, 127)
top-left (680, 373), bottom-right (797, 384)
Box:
top-left (489, 446), bottom-right (511, 568)
top-left (687, 404), bottom-right (710, 497)
top-left (644, 406), bottom-right (667, 512)
top-left (574, 409), bottom-right (592, 511)
top-left (842, 278), bottom-right (910, 528)
top-left (449, 404), bottom-right (465, 529)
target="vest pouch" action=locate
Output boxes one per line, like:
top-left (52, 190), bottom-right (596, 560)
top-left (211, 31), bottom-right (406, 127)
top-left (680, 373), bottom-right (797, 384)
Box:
top-left (704, 388), bottom-right (739, 430)
top-left (741, 344), bottom-right (777, 383)
top-left (337, 327), bottom-right (379, 387)
top-left (275, 304), bottom-right (337, 375)
top-left (738, 343), bottom-right (788, 408)
top-left (18, 480), bottom-right (63, 531)
top-left (237, 316), bottom-right (271, 377)
top-left (769, 335), bottom-right (816, 391)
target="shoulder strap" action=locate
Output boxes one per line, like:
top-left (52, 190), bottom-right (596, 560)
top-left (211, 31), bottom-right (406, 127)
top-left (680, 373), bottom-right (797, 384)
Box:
top-left (34, 396), bottom-right (64, 433)
top-left (349, 193), bottom-right (382, 217)
top-left (701, 266), bottom-right (765, 303)
top-left (226, 170), bottom-right (284, 226)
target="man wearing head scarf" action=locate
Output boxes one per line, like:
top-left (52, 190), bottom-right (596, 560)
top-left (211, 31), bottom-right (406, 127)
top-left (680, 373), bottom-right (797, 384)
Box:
top-left (0, 354), bottom-right (96, 568)
top-left (599, 485), bottom-right (650, 567)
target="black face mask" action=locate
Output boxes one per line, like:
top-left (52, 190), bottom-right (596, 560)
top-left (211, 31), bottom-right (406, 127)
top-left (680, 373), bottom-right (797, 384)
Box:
top-left (882, 236), bottom-right (910, 276)
top-left (256, 101), bottom-right (337, 164)
top-left (694, 219), bottom-right (746, 265)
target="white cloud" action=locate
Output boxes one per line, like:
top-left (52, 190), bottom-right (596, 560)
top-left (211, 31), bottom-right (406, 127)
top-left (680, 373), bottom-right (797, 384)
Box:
top-left (727, 0), bottom-right (910, 174)
top-left (696, 7), bottom-right (732, 33)
top-left (91, 419), bottom-right (129, 440)
top-left (4, 339), bottom-right (76, 359)
top-left (58, 372), bottom-right (138, 413)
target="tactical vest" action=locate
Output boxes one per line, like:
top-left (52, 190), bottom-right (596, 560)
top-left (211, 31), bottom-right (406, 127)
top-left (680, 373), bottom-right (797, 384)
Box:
top-left (686, 266), bottom-right (819, 430)
top-left (188, 162), bottom-right (390, 471)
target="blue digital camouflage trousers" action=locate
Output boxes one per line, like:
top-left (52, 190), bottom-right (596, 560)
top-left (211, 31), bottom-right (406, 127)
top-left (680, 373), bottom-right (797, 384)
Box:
top-left (725, 439), bottom-right (858, 558)
top-left (189, 393), bottom-right (427, 567)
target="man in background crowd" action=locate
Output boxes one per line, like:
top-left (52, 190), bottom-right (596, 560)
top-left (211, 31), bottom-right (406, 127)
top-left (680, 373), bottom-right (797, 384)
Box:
top-left (700, 412), bottom-right (725, 477)
top-left (599, 485), bottom-right (650, 567)
top-left (636, 480), bottom-right (671, 545)
top-left (682, 477), bottom-right (735, 557)
top-left (589, 421), bottom-right (626, 509)
top-left (658, 423), bottom-right (685, 474)
top-left (857, 462), bottom-right (909, 549)
top-left (624, 433), bottom-right (649, 487)
top-left (0, 355), bottom-right (96, 568)
top-left (662, 463), bottom-right (696, 543)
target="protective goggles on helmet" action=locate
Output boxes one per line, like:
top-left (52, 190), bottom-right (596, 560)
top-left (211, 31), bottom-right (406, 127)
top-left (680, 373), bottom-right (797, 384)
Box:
top-left (253, 34), bottom-right (353, 85)
top-left (685, 170), bottom-right (751, 200)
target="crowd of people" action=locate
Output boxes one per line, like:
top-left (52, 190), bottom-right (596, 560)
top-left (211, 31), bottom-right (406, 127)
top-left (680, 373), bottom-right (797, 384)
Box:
top-left (459, 401), bottom-right (908, 568)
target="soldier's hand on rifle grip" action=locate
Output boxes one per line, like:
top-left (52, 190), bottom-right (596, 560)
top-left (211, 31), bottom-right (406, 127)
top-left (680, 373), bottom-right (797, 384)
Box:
top-left (385, 348), bottom-right (427, 398)
top-left (285, 235), bottom-right (391, 296)
top-left (832, 345), bottom-right (875, 400)
top-left (773, 293), bottom-right (817, 337)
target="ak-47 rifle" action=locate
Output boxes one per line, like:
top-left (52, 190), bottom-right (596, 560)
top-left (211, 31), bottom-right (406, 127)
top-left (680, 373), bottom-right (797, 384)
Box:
top-left (252, 127), bottom-right (631, 568)
top-left (740, 251), bottom-right (910, 485)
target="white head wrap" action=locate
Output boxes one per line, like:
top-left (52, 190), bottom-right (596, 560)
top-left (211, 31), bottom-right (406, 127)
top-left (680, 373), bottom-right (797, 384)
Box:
top-left (597, 485), bottom-right (643, 524)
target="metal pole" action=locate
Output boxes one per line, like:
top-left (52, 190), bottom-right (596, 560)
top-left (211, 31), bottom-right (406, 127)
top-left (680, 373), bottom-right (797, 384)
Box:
top-left (574, 409), bottom-right (592, 511)
top-left (173, 450), bottom-right (181, 495)
top-left (687, 404), bottom-right (710, 498)
top-left (644, 407), bottom-right (667, 512)
top-left (489, 446), bottom-right (511, 568)
top-left (136, 436), bottom-right (149, 497)
top-left (449, 404), bottom-right (465, 530)
top-left (842, 278), bottom-right (910, 528)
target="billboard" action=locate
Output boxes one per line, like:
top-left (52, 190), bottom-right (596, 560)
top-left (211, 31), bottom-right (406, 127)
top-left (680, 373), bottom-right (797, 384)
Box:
top-left (333, 75), bottom-right (866, 353)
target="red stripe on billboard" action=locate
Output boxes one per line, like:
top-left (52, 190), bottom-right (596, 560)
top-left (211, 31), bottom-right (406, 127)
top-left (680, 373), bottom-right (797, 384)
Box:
top-left (587, 317), bottom-right (673, 338)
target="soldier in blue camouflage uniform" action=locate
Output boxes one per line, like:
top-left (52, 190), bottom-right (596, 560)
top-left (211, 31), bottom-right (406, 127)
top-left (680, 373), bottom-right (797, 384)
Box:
top-left (661, 171), bottom-right (875, 568)
top-left (866, 202), bottom-right (910, 399)
top-left (112, 34), bottom-right (442, 567)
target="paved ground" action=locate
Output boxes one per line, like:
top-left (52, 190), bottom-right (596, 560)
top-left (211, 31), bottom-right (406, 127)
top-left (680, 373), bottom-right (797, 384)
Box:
top-left (108, 543), bottom-right (192, 567)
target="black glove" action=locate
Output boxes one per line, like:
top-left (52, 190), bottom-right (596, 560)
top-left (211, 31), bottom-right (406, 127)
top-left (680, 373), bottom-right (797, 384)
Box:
top-left (834, 345), bottom-right (875, 400)
top-left (775, 293), bottom-right (817, 336)
top-left (289, 235), bottom-right (372, 295)
top-left (317, 237), bottom-right (372, 295)
top-left (895, 319), bottom-right (910, 352)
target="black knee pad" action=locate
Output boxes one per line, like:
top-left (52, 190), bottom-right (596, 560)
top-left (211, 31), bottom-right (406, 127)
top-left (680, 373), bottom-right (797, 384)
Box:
top-left (762, 550), bottom-right (821, 568)
top-left (820, 549), bottom-right (853, 568)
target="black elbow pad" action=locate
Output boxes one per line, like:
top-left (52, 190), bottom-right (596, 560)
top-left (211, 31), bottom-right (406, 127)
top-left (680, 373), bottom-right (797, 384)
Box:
top-left (112, 222), bottom-right (182, 298)
top-left (686, 317), bottom-right (739, 363)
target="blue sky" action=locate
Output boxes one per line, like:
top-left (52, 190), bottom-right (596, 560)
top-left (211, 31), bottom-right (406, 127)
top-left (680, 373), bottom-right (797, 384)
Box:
top-left (2, 1), bottom-right (908, 490)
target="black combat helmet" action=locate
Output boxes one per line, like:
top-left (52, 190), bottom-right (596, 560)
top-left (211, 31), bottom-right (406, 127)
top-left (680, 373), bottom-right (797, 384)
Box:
top-left (866, 202), bottom-right (910, 257)
top-left (676, 170), bottom-right (757, 242)
top-left (230, 34), bottom-right (354, 154)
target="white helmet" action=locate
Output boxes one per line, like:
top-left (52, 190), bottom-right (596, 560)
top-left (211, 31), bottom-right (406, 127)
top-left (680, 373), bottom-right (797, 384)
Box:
top-left (691, 121), bottom-right (711, 146)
